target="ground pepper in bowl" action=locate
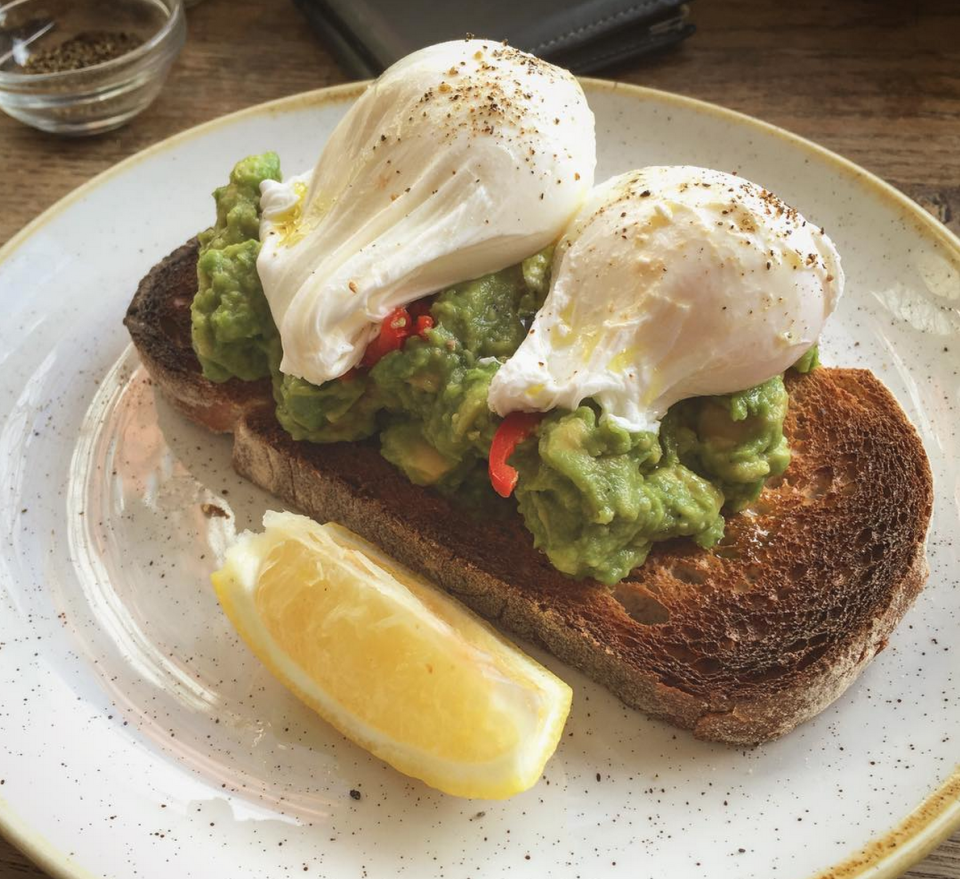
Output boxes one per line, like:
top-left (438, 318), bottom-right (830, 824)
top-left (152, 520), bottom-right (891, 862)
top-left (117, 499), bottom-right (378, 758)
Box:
top-left (22, 32), bottom-right (144, 73)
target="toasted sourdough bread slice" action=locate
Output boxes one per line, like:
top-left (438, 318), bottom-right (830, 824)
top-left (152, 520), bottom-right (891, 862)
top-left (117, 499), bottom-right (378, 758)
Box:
top-left (125, 240), bottom-right (934, 745)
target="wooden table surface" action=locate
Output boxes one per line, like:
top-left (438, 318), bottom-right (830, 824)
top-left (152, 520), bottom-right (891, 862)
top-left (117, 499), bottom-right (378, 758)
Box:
top-left (0, 0), bottom-right (957, 876)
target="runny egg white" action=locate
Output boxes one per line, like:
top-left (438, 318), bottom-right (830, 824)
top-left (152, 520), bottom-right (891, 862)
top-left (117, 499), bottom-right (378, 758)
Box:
top-left (257, 39), bottom-right (596, 386)
top-left (487, 166), bottom-right (844, 432)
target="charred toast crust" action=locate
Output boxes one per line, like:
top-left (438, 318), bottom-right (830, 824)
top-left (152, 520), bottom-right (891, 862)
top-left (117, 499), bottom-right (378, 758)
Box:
top-left (124, 239), bottom-right (272, 433)
top-left (127, 243), bottom-right (934, 745)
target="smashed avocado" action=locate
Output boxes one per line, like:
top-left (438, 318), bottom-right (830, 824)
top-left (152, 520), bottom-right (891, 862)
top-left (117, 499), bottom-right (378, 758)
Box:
top-left (190, 155), bottom-right (806, 586)
top-left (373, 255), bottom-right (551, 489)
top-left (661, 377), bottom-right (791, 512)
top-left (510, 378), bottom-right (791, 584)
top-left (512, 406), bottom-right (726, 584)
top-left (191, 152), bottom-right (281, 382)
top-left (189, 153), bottom-right (382, 442)
top-left (274, 371), bottom-right (382, 443)
top-left (793, 345), bottom-right (819, 374)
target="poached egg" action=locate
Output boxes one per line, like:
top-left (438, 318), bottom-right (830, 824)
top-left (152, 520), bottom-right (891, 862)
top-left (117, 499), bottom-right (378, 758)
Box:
top-left (487, 166), bottom-right (844, 432)
top-left (257, 39), bottom-right (596, 386)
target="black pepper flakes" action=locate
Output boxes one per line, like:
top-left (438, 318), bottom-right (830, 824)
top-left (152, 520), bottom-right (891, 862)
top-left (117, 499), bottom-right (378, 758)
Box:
top-left (22, 31), bottom-right (144, 73)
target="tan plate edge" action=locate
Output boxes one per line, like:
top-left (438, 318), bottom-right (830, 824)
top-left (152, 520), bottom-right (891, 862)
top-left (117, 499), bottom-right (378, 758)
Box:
top-left (0, 797), bottom-right (100, 879)
top-left (0, 78), bottom-right (957, 879)
top-left (811, 770), bottom-right (960, 879)
top-left (584, 79), bottom-right (960, 261)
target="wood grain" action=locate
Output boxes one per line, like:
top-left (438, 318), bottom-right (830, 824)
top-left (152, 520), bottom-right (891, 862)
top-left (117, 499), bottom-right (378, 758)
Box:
top-left (0, 0), bottom-right (957, 877)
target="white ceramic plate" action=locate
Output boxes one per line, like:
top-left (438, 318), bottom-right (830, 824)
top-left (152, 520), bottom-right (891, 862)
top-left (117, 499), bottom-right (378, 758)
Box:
top-left (0, 81), bottom-right (958, 879)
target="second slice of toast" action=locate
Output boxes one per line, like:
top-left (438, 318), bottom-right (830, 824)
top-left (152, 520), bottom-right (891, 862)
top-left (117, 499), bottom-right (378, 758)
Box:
top-left (125, 240), bottom-right (934, 745)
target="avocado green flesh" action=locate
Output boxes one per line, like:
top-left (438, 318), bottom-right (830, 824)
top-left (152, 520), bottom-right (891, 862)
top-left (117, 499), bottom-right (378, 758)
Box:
top-left (190, 152), bottom-right (282, 383)
top-left (190, 154), bottom-right (806, 585)
top-left (371, 261), bottom-right (547, 488)
top-left (792, 345), bottom-right (819, 374)
top-left (273, 369), bottom-right (382, 442)
top-left (661, 377), bottom-right (792, 514)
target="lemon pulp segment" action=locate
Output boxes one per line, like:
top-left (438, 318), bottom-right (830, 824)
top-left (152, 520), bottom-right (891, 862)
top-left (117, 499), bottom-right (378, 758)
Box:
top-left (212, 511), bottom-right (572, 798)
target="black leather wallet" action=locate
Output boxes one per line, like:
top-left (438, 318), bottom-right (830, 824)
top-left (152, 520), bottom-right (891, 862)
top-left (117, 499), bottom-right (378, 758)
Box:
top-left (292, 0), bottom-right (694, 78)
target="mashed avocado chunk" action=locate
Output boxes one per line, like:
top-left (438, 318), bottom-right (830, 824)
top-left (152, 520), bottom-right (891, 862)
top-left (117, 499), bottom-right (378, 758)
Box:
top-left (274, 371), bottom-right (382, 443)
top-left (189, 153), bottom-right (381, 442)
top-left (513, 406), bottom-right (725, 585)
top-left (262, 245), bottom-right (551, 459)
top-left (662, 376), bottom-right (791, 511)
top-left (430, 250), bottom-right (552, 358)
top-left (370, 261), bottom-right (547, 491)
top-left (190, 155), bottom-right (807, 586)
top-left (793, 345), bottom-right (819, 374)
top-left (191, 152), bottom-right (281, 382)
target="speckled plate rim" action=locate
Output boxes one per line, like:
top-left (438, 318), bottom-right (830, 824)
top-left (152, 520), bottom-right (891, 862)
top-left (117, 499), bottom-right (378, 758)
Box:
top-left (0, 78), bottom-right (957, 879)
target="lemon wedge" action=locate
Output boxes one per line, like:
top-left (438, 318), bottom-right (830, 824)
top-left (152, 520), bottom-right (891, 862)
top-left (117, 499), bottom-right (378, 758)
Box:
top-left (212, 511), bottom-right (572, 799)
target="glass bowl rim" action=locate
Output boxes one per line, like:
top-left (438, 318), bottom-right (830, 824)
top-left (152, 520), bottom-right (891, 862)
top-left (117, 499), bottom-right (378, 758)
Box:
top-left (0, 0), bottom-right (185, 85)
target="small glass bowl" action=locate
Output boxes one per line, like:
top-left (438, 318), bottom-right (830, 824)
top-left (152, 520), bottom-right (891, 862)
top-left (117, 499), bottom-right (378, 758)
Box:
top-left (0, 0), bottom-right (185, 135)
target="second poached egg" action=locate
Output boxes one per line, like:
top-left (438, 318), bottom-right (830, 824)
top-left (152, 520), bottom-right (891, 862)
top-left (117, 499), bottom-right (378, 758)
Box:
top-left (487, 166), bottom-right (844, 431)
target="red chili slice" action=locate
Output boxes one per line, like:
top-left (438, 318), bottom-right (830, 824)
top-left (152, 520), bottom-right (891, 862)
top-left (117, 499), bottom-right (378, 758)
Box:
top-left (361, 307), bottom-right (412, 368)
top-left (488, 411), bottom-right (544, 498)
top-left (407, 297), bottom-right (434, 319)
